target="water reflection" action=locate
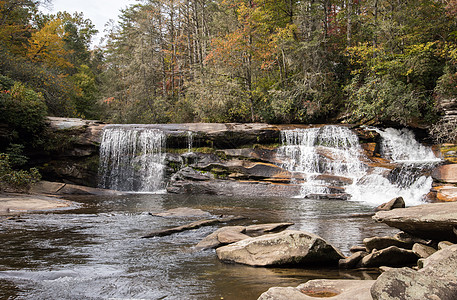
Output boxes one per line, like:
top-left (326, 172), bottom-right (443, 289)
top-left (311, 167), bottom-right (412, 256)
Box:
top-left (0, 194), bottom-right (398, 299)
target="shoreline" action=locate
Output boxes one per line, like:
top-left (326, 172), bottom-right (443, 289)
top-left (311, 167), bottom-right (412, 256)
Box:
top-left (0, 192), bottom-right (78, 215)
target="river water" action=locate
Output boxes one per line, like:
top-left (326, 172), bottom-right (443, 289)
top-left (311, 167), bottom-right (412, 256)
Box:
top-left (0, 194), bottom-right (399, 300)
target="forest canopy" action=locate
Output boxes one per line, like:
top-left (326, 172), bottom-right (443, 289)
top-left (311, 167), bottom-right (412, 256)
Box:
top-left (1, 0), bottom-right (457, 142)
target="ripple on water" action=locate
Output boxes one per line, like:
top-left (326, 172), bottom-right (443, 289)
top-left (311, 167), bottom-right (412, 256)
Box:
top-left (0, 194), bottom-right (398, 299)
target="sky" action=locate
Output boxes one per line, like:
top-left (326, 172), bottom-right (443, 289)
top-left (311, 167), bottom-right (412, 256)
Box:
top-left (40, 0), bottom-right (137, 46)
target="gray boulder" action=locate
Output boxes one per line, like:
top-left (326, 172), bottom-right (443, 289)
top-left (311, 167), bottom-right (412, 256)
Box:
top-left (373, 202), bottom-right (457, 241)
top-left (371, 244), bottom-right (457, 300)
top-left (258, 279), bottom-right (375, 300)
top-left (371, 267), bottom-right (457, 300)
top-left (216, 230), bottom-right (344, 267)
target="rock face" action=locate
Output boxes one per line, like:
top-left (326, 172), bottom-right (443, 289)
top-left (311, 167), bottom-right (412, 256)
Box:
top-left (371, 244), bottom-right (457, 300)
top-left (36, 117), bottom-right (106, 187)
top-left (432, 164), bottom-right (457, 184)
top-left (216, 230), bottom-right (344, 267)
top-left (373, 202), bottom-right (457, 241)
top-left (258, 279), bottom-right (375, 300)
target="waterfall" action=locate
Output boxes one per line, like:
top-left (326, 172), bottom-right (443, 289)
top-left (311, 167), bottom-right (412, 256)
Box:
top-left (280, 126), bottom-right (440, 206)
top-left (373, 127), bottom-right (440, 162)
top-left (187, 131), bottom-right (194, 152)
top-left (98, 126), bottom-right (166, 192)
top-left (279, 126), bottom-right (366, 199)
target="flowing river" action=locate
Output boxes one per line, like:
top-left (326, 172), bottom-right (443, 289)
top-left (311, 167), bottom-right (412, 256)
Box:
top-left (0, 193), bottom-right (398, 300)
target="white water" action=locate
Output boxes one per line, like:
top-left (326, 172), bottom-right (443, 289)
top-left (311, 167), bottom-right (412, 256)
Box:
top-left (279, 126), bottom-right (366, 197)
top-left (371, 127), bottom-right (441, 163)
top-left (98, 126), bottom-right (166, 192)
top-left (280, 126), bottom-right (440, 206)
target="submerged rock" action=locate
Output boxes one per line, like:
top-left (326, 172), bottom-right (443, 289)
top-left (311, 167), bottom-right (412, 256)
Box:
top-left (150, 207), bottom-right (212, 218)
top-left (258, 279), bottom-right (375, 300)
top-left (216, 230), bottom-right (344, 267)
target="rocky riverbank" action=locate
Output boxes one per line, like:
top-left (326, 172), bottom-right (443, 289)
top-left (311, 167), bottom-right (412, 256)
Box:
top-left (253, 201), bottom-right (457, 299)
top-left (139, 200), bottom-right (457, 299)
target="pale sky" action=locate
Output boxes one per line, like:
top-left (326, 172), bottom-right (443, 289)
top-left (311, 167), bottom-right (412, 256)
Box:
top-left (40, 0), bottom-right (138, 46)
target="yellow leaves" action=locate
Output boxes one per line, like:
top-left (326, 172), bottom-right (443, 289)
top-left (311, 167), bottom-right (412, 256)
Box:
top-left (26, 18), bottom-right (74, 69)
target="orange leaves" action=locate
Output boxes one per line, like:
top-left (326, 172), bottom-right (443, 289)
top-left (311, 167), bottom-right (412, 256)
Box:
top-left (26, 18), bottom-right (74, 69)
top-left (206, 0), bottom-right (280, 72)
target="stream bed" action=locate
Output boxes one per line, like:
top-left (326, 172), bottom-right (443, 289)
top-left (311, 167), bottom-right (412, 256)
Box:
top-left (0, 194), bottom-right (399, 299)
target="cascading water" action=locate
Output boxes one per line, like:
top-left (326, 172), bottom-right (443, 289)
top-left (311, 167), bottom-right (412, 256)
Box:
top-left (280, 125), bottom-right (440, 206)
top-left (347, 127), bottom-right (440, 206)
top-left (279, 126), bottom-right (367, 199)
top-left (98, 126), bottom-right (166, 192)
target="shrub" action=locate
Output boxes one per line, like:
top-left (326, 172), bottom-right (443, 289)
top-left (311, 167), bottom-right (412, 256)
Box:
top-left (0, 153), bottom-right (41, 191)
top-left (0, 78), bottom-right (48, 148)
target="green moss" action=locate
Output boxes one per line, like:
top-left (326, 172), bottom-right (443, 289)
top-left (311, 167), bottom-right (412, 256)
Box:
top-left (167, 147), bottom-right (215, 154)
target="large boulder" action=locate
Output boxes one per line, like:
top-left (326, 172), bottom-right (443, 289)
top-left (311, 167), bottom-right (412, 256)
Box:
top-left (373, 202), bottom-right (457, 241)
top-left (258, 279), bottom-right (375, 300)
top-left (371, 267), bottom-right (457, 300)
top-left (371, 245), bottom-right (457, 300)
top-left (216, 230), bottom-right (344, 267)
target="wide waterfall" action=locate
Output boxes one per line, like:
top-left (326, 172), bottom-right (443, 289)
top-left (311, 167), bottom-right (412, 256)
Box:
top-left (280, 125), bottom-right (440, 206)
top-left (98, 126), bottom-right (166, 192)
